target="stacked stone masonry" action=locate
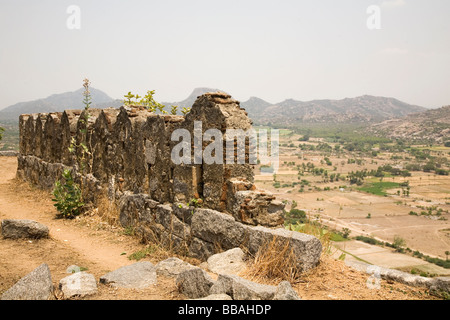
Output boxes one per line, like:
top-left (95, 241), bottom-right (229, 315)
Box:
top-left (16, 92), bottom-right (322, 271)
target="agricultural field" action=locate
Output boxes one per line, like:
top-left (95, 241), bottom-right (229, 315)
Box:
top-left (253, 127), bottom-right (450, 275)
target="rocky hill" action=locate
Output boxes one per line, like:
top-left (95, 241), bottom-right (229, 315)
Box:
top-left (239, 95), bottom-right (426, 126)
top-left (0, 88), bottom-right (120, 121)
top-left (162, 87), bottom-right (222, 109)
top-left (368, 105), bottom-right (450, 143)
top-left (1, 87), bottom-right (426, 126)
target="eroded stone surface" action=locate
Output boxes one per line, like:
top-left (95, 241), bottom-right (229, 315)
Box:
top-left (1, 219), bottom-right (49, 240)
top-left (99, 261), bottom-right (157, 289)
top-left (1, 264), bottom-right (54, 300)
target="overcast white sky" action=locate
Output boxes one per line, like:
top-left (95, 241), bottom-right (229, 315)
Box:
top-left (0, 0), bottom-right (449, 109)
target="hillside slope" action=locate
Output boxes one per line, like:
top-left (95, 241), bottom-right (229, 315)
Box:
top-left (0, 88), bottom-right (117, 121)
top-left (368, 105), bottom-right (450, 143)
top-left (240, 95), bottom-right (426, 126)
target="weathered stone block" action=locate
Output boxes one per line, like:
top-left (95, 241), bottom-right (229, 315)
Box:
top-left (155, 257), bottom-right (197, 277)
top-left (210, 274), bottom-right (277, 300)
top-left (59, 272), bottom-right (98, 299)
top-left (207, 248), bottom-right (247, 275)
top-left (100, 261), bottom-right (157, 289)
top-left (191, 208), bottom-right (247, 250)
top-left (176, 268), bottom-right (215, 299)
top-left (246, 225), bottom-right (322, 272)
top-left (188, 237), bottom-right (216, 261)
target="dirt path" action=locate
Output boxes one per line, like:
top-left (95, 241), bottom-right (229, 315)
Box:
top-left (0, 157), bottom-right (182, 299)
top-left (0, 157), bottom-right (440, 300)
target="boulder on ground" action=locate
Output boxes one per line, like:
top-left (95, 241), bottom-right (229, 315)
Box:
top-left (59, 272), bottom-right (98, 299)
top-left (99, 261), bottom-right (157, 289)
top-left (155, 257), bottom-right (197, 277)
top-left (207, 247), bottom-right (246, 275)
top-left (210, 274), bottom-right (277, 300)
top-left (1, 263), bottom-right (54, 300)
top-left (176, 267), bottom-right (215, 299)
top-left (273, 281), bottom-right (301, 300)
top-left (1, 219), bottom-right (49, 239)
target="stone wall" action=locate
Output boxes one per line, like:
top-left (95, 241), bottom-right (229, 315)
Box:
top-left (16, 92), bottom-right (322, 271)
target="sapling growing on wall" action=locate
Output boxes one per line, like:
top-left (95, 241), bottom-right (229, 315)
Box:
top-left (123, 89), bottom-right (169, 114)
top-left (52, 78), bottom-right (92, 218)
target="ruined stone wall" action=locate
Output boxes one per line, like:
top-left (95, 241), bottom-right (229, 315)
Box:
top-left (16, 92), bottom-right (322, 271)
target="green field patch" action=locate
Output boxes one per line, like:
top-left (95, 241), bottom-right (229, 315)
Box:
top-left (358, 181), bottom-right (400, 196)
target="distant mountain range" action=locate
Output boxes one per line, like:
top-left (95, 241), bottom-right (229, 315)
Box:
top-left (240, 95), bottom-right (426, 126)
top-left (0, 88), bottom-right (122, 121)
top-left (0, 87), bottom-right (428, 127)
top-left (163, 88), bottom-right (427, 125)
top-left (368, 105), bottom-right (450, 143)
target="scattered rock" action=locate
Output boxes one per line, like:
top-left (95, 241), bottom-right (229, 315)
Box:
top-left (1, 264), bottom-right (54, 300)
top-left (210, 274), bottom-right (277, 300)
top-left (273, 281), bottom-right (301, 300)
top-left (176, 267), bottom-right (215, 299)
top-left (59, 272), bottom-right (98, 299)
top-left (207, 248), bottom-right (246, 275)
top-left (345, 261), bottom-right (433, 289)
top-left (100, 261), bottom-right (157, 289)
top-left (384, 269), bottom-right (432, 288)
top-left (193, 293), bottom-right (233, 300)
top-left (155, 257), bottom-right (197, 277)
top-left (1, 219), bottom-right (49, 239)
top-left (66, 265), bottom-right (82, 274)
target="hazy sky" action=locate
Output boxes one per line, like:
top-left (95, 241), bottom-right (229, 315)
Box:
top-left (1, 0), bottom-right (449, 109)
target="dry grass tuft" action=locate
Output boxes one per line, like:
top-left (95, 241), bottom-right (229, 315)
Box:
top-left (240, 236), bottom-right (303, 285)
top-left (93, 195), bottom-right (120, 227)
top-left (135, 224), bottom-right (200, 266)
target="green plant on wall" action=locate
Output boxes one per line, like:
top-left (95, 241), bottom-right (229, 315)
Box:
top-left (124, 91), bottom-right (135, 105)
top-left (123, 90), bottom-right (191, 116)
top-left (71, 78), bottom-right (92, 176)
top-left (170, 105), bottom-right (178, 115)
top-left (181, 107), bottom-right (191, 116)
top-left (123, 89), bottom-right (166, 113)
top-left (52, 78), bottom-right (92, 219)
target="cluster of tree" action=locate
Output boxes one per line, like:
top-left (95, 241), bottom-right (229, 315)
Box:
top-left (405, 161), bottom-right (449, 175)
top-left (376, 165), bottom-right (412, 177)
top-left (298, 142), bottom-right (333, 152)
top-left (347, 169), bottom-right (371, 185)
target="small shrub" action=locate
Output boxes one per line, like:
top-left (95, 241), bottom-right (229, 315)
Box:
top-left (393, 235), bottom-right (406, 251)
top-left (355, 235), bottom-right (379, 245)
top-left (52, 169), bottom-right (84, 219)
